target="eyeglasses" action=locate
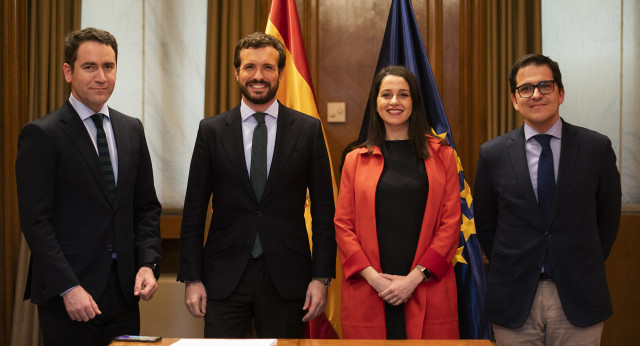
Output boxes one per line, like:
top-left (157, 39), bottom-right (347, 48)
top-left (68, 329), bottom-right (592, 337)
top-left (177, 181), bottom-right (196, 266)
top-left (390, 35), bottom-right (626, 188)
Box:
top-left (514, 80), bottom-right (556, 98)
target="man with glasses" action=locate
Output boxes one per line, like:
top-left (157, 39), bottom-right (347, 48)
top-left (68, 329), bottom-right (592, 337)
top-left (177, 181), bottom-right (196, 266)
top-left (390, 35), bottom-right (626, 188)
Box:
top-left (473, 54), bottom-right (621, 345)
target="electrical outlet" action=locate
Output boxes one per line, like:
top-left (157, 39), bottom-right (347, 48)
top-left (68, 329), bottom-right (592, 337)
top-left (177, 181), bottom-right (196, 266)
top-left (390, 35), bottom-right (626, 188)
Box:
top-left (327, 102), bottom-right (346, 123)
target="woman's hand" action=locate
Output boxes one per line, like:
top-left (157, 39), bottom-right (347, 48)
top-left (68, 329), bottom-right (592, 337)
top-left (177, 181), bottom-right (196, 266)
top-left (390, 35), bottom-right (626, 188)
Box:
top-left (359, 266), bottom-right (392, 293)
top-left (378, 268), bottom-right (424, 306)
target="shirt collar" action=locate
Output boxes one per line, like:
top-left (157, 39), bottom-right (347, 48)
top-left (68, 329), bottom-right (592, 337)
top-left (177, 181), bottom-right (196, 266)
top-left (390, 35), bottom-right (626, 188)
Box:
top-left (69, 93), bottom-right (110, 121)
top-left (240, 99), bottom-right (279, 122)
top-left (524, 117), bottom-right (563, 141)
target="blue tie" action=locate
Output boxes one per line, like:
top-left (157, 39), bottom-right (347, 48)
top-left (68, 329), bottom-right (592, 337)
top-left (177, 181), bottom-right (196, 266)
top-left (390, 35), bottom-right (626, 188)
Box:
top-left (534, 134), bottom-right (555, 224)
top-left (534, 134), bottom-right (555, 278)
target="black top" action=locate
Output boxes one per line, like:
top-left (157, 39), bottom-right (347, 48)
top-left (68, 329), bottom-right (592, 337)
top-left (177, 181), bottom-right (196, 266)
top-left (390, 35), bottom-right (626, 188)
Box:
top-left (375, 140), bottom-right (429, 275)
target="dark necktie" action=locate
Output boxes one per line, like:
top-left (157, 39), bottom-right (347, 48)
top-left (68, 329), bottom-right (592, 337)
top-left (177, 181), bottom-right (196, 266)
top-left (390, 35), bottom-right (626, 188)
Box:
top-left (91, 113), bottom-right (116, 204)
top-left (534, 134), bottom-right (555, 278)
top-left (250, 112), bottom-right (267, 257)
top-left (534, 134), bottom-right (555, 224)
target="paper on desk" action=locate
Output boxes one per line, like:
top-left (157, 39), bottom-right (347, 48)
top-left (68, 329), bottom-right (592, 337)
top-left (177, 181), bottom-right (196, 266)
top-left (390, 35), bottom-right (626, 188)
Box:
top-left (171, 339), bottom-right (277, 346)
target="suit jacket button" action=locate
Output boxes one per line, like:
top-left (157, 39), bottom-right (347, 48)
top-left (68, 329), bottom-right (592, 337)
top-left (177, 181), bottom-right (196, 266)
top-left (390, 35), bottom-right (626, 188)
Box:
top-left (247, 239), bottom-right (254, 245)
top-left (256, 211), bottom-right (262, 217)
top-left (545, 232), bottom-right (551, 239)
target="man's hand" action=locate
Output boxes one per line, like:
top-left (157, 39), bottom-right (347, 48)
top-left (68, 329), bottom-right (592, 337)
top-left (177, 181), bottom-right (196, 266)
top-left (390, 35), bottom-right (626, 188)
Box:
top-left (134, 266), bottom-right (158, 300)
top-left (184, 281), bottom-right (207, 317)
top-left (378, 269), bottom-right (423, 306)
top-left (62, 286), bottom-right (101, 322)
top-left (302, 280), bottom-right (328, 322)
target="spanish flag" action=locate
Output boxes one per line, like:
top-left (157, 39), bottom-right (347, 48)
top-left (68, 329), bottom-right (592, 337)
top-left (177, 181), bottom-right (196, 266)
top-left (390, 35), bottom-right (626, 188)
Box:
top-left (266, 0), bottom-right (341, 339)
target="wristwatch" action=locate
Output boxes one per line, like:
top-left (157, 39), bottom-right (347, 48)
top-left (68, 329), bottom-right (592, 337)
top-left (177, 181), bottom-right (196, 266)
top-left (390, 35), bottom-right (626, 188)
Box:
top-left (313, 277), bottom-right (332, 288)
top-left (420, 267), bottom-right (432, 282)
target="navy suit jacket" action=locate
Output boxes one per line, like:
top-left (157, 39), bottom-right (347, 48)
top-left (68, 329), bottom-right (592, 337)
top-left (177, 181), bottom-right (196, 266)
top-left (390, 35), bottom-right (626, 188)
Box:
top-left (177, 102), bottom-right (336, 300)
top-left (16, 101), bottom-right (162, 307)
top-left (473, 119), bottom-right (621, 328)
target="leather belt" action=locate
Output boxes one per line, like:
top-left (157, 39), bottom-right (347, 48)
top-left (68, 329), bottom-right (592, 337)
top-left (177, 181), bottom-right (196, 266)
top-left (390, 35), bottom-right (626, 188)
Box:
top-left (539, 272), bottom-right (552, 281)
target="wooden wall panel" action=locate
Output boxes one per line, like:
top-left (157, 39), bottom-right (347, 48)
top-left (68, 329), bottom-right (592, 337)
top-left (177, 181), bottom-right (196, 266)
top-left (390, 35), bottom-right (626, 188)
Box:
top-left (314, 0), bottom-right (390, 182)
top-left (602, 213), bottom-right (640, 345)
top-left (462, 0), bottom-right (488, 185)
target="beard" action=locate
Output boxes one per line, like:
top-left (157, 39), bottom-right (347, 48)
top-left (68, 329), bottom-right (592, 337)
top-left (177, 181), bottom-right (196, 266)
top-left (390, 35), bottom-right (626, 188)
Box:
top-left (239, 78), bottom-right (280, 105)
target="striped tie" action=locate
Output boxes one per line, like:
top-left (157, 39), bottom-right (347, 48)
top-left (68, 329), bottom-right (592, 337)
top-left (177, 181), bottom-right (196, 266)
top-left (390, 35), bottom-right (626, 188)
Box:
top-left (91, 113), bottom-right (116, 204)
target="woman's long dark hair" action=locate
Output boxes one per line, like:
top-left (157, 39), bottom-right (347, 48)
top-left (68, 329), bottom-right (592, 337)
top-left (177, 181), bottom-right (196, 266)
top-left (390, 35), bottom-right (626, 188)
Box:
top-left (363, 65), bottom-right (443, 159)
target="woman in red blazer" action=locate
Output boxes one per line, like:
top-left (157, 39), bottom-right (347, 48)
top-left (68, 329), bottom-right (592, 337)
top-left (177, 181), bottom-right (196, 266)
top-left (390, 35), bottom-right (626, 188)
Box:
top-left (335, 66), bottom-right (460, 339)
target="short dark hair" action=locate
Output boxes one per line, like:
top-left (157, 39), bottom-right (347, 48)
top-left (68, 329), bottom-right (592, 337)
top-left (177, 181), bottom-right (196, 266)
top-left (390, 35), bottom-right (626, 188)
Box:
top-left (364, 65), bottom-right (442, 159)
top-left (509, 54), bottom-right (563, 94)
top-left (233, 32), bottom-right (286, 72)
top-left (64, 27), bottom-right (118, 69)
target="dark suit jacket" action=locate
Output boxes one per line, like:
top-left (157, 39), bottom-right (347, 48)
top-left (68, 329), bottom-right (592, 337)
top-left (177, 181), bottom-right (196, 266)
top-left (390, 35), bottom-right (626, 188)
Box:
top-left (16, 101), bottom-right (162, 307)
top-left (473, 119), bottom-right (621, 328)
top-left (177, 102), bottom-right (336, 300)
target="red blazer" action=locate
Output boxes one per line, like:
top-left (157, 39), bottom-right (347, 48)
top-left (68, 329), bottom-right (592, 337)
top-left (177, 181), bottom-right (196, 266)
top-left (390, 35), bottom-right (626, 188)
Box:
top-left (335, 138), bottom-right (460, 339)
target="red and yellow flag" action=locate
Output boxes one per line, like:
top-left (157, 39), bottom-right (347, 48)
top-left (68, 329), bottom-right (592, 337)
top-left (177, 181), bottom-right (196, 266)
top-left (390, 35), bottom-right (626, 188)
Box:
top-left (266, 0), bottom-right (341, 338)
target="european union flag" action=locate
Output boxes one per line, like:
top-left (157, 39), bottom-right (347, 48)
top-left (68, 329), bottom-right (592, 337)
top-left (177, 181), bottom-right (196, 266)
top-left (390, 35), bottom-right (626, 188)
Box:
top-left (358, 0), bottom-right (491, 339)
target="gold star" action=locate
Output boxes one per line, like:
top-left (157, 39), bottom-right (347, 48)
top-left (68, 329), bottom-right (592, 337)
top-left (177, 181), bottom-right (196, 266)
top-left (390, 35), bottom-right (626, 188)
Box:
top-left (433, 130), bottom-right (448, 140)
top-left (461, 214), bottom-right (476, 242)
top-left (455, 151), bottom-right (464, 172)
top-left (453, 246), bottom-right (467, 265)
top-left (460, 180), bottom-right (473, 209)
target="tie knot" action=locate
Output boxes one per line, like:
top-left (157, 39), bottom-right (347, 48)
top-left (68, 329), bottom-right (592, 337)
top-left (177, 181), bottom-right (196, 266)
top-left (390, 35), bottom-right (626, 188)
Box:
top-left (91, 113), bottom-right (105, 129)
top-left (253, 112), bottom-right (266, 125)
top-left (534, 134), bottom-right (552, 148)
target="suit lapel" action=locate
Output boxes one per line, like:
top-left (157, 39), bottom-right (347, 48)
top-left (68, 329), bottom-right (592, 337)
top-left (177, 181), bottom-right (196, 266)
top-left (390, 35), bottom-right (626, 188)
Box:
top-left (507, 127), bottom-right (544, 225)
top-left (219, 107), bottom-right (255, 199)
top-left (109, 109), bottom-right (129, 206)
top-left (60, 102), bottom-right (111, 203)
top-left (262, 105), bottom-right (298, 201)
top-left (552, 120), bottom-right (578, 222)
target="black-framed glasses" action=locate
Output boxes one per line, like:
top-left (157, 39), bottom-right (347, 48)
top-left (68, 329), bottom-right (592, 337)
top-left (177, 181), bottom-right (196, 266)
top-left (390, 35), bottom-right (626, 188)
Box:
top-left (515, 80), bottom-right (555, 98)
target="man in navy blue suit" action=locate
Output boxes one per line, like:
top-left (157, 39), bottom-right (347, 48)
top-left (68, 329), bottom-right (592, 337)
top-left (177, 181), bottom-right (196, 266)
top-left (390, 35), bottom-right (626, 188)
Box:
top-left (474, 54), bottom-right (621, 345)
top-left (16, 27), bottom-right (161, 346)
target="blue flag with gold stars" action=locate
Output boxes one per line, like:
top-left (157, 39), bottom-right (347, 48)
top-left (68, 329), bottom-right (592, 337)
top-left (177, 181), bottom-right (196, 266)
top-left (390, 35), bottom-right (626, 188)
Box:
top-left (358, 0), bottom-right (491, 339)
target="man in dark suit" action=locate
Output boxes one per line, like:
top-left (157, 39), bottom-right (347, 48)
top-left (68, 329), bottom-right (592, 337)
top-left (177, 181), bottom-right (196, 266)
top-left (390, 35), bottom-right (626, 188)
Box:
top-left (473, 54), bottom-right (621, 345)
top-left (177, 32), bottom-right (336, 338)
top-left (15, 27), bottom-right (162, 346)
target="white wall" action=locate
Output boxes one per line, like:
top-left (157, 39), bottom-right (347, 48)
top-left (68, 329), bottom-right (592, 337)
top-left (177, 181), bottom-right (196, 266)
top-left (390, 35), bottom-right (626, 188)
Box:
top-left (82, 0), bottom-right (208, 208)
top-left (542, 0), bottom-right (639, 207)
top-left (621, 1), bottom-right (640, 207)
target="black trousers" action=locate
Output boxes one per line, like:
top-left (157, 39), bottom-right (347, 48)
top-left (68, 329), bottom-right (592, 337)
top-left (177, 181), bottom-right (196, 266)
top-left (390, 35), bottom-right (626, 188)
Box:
top-left (384, 302), bottom-right (408, 339)
top-left (204, 256), bottom-right (305, 338)
top-left (37, 261), bottom-right (140, 346)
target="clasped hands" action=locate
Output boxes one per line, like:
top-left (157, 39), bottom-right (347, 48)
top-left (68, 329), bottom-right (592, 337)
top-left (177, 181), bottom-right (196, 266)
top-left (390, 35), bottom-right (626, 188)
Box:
top-left (361, 266), bottom-right (424, 306)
